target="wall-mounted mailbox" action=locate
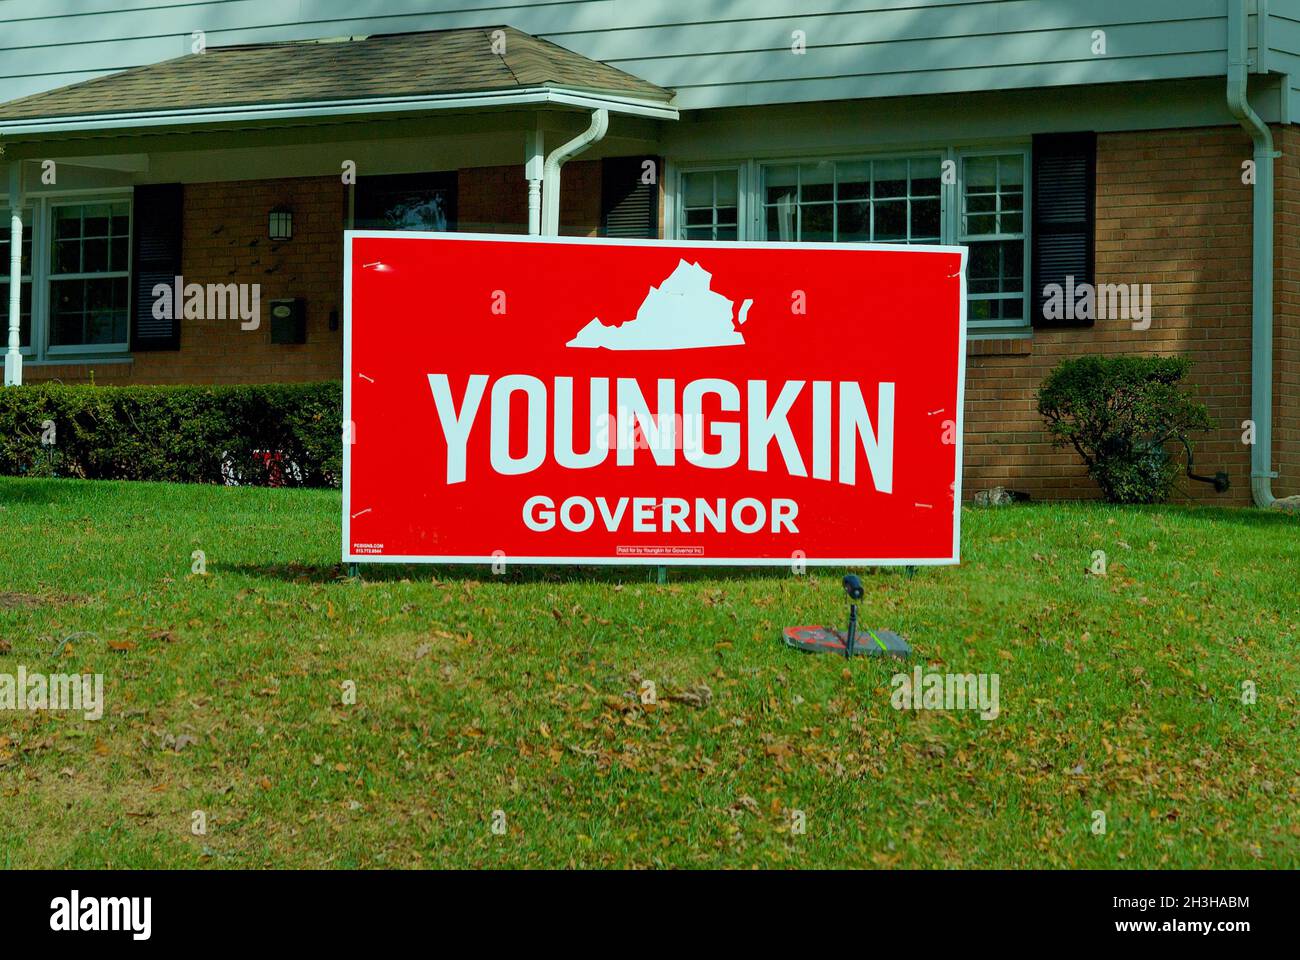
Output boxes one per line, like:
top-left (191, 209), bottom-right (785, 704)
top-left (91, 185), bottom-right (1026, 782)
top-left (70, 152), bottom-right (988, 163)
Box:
top-left (269, 298), bottom-right (306, 344)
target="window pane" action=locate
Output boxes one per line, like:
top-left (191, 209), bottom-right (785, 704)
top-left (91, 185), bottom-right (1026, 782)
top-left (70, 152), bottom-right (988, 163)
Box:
top-left (911, 198), bottom-right (941, 240)
top-left (715, 173), bottom-right (738, 207)
top-left (354, 173), bottom-right (456, 231)
top-left (682, 172), bottom-right (714, 207)
top-left (83, 204), bottom-right (112, 237)
top-left (873, 159), bottom-right (908, 198)
top-left (681, 170), bottom-right (740, 242)
top-left (54, 239), bottom-right (81, 274)
top-left (965, 154), bottom-right (1027, 327)
top-left (765, 165), bottom-right (798, 206)
top-left (801, 204), bottom-right (833, 241)
top-left (800, 162), bottom-right (834, 203)
top-left (50, 279), bottom-right (85, 344)
top-left (50, 277), bottom-right (128, 346)
top-left (83, 237), bottom-right (109, 273)
top-left (54, 209), bottom-right (81, 240)
top-left (967, 240), bottom-right (1024, 294)
top-left (874, 200), bottom-right (907, 241)
top-left (964, 156), bottom-right (998, 190)
top-left (910, 157), bottom-right (942, 197)
top-left (110, 236), bottom-right (130, 272)
top-left (87, 277), bottom-right (129, 343)
top-left (766, 202), bottom-right (796, 242)
top-left (836, 161), bottom-right (870, 200)
top-left (838, 201), bottom-right (870, 242)
top-left (52, 201), bottom-right (132, 277)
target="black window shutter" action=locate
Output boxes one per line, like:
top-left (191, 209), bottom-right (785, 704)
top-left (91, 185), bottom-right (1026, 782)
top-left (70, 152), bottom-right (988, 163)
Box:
top-left (1031, 133), bottom-right (1096, 328)
top-left (131, 183), bottom-right (184, 350)
top-left (600, 157), bottom-right (660, 238)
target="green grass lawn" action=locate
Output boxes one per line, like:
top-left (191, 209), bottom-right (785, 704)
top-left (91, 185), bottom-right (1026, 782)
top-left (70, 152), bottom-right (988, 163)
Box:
top-left (0, 476), bottom-right (1295, 869)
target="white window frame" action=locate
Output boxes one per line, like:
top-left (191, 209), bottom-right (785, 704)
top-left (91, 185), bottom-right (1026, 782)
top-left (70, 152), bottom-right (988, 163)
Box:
top-left (956, 146), bottom-right (1031, 334)
top-left (756, 151), bottom-right (947, 246)
top-left (674, 145), bottom-right (1033, 338)
top-left (675, 163), bottom-right (747, 242)
top-left (6, 190), bottom-right (134, 362)
top-left (45, 195), bottom-right (133, 357)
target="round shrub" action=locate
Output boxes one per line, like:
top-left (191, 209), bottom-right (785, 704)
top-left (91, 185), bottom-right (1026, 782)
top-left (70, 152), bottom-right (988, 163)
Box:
top-left (1037, 355), bottom-right (1212, 504)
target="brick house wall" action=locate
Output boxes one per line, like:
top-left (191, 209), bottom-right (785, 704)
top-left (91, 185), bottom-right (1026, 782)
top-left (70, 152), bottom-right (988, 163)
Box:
top-left (26, 175), bottom-right (348, 387)
top-left (20, 135), bottom-right (1296, 504)
top-left (457, 160), bottom-right (601, 237)
top-left (964, 126), bottom-right (1272, 506)
top-left (24, 161), bottom-right (603, 388)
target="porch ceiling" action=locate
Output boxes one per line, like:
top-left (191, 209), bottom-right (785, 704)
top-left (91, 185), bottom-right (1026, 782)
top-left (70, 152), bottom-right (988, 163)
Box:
top-left (0, 26), bottom-right (678, 136)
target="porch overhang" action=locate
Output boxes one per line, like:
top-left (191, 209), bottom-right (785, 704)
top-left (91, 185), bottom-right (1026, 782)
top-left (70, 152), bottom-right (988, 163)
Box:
top-left (0, 86), bottom-right (677, 138)
top-left (0, 26), bottom-right (678, 139)
top-left (1, 26), bottom-right (675, 386)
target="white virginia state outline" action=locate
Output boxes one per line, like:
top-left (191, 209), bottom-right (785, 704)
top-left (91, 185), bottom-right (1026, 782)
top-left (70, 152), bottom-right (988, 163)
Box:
top-left (566, 258), bottom-right (753, 350)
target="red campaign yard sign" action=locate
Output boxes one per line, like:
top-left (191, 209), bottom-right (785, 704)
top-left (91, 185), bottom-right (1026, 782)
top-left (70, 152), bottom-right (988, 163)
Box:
top-left (344, 233), bottom-right (967, 566)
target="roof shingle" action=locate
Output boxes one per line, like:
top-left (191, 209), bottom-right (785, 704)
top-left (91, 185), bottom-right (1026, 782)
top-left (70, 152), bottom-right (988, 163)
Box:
top-left (0, 27), bottom-right (672, 123)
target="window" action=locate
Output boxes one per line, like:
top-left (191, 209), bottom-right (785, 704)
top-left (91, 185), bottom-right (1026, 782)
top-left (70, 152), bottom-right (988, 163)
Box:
top-left (0, 210), bottom-right (33, 350)
top-left (680, 168), bottom-right (741, 241)
top-left (761, 157), bottom-right (941, 244)
top-left (354, 173), bottom-right (457, 232)
top-left (677, 148), bottom-right (1031, 336)
top-left (960, 153), bottom-right (1027, 327)
top-left (0, 195), bottom-right (133, 361)
top-left (48, 201), bottom-right (131, 350)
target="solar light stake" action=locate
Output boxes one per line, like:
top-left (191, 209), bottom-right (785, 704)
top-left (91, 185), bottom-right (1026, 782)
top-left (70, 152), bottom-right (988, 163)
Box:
top-left (781, 572), bottom-right (911, 659)
top-left (842, 574), bottom-right (863, 659)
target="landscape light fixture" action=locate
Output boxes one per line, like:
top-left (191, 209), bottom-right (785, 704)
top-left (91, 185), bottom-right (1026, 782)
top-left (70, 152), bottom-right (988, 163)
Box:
top-left (782, 574), bottom-right (912, 659)
top-left (268, 206), bottom-right (293, 241)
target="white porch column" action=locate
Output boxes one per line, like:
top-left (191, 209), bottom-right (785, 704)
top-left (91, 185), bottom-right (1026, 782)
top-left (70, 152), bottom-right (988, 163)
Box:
top-left (525, 124), bottom-right (543, 236)
top-left (4, 163), bottom-right (23, 387)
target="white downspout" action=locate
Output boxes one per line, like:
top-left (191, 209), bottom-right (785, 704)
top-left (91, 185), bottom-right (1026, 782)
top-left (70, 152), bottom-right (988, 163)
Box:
top-left (1227, 0), bottom-right (1278, 507)
top-left (4, 163), bottom-right (23, 387)
top-left (541, 109), bottom-right (608, 236)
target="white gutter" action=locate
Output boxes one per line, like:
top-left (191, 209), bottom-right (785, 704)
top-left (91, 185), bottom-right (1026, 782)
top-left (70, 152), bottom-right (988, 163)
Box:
top-left (542, 108), bottom-right (608, 236)
top-left (1227, 0), bottom-right (1278, 507)
top-left (0, 87), bottom-right (676, 137)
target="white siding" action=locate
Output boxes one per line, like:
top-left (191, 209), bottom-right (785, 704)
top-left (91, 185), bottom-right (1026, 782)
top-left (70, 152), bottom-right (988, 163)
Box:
top-left (0, 0), bottom-right (1285, 112)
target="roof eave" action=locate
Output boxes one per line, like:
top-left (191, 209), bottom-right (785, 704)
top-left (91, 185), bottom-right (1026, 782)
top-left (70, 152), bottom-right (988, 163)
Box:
top-left (0, 85), bottom-right (678, 137)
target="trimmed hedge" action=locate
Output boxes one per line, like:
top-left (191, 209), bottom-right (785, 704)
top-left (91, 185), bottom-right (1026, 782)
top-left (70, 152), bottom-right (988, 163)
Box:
top-left (0, 381), bottom-right (343, 487)
top-left (1037, 355), bottom-right (1212, 504)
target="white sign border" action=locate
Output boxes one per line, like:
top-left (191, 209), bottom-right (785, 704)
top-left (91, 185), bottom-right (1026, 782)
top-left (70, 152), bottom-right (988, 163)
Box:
top-left (342, 231), bottom-right (968, 567)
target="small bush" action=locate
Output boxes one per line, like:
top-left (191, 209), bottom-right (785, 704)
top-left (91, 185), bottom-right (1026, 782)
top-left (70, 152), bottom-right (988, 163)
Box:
top-left (1037, 356), bottom-right (1212, 504)
top-left (0, 381), bottom-right (342, 487)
